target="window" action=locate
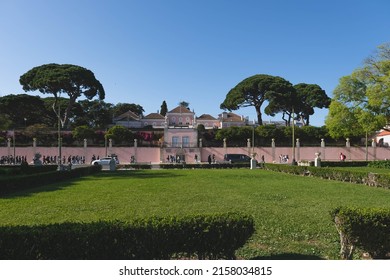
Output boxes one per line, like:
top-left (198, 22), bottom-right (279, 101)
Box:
top-left (182, 136), bottom-right (190, 147)
top-left (172, 136), bottom-right (179, 147)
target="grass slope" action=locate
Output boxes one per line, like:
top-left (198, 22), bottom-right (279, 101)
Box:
top-left (1, 169), bottom-right (390, 259)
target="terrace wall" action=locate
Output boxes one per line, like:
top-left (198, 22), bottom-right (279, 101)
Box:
top-left (1, 145), bottom-right (390, 164)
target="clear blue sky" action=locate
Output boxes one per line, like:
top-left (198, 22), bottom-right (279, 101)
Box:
top-left (1, 0), bottom-right (389, 126)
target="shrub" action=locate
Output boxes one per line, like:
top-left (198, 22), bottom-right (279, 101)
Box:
top-left (159, 163), bottom-right (246, 169)
top-left (264, 163), bottom-right (390, 189)
top-left (0, 213), bottom-right (255, 260)
top-left (321, 161), bottom-right (369, 168)
top-left (331, 207), bottom-right (390, 259)
top-left (118, 164), bottom-right (152, 170)
top-left (368, 160), bottom-right (390, 169)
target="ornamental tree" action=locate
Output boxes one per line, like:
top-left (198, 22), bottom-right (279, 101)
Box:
top-left (220, 74), bottom-right (295, 125)
top-left (293, 83), bottom-right (330, 126)
top-left (19, 63), bottom-right (105, 128)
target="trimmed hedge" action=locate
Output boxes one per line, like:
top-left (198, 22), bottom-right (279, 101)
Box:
top-left (321, 161), bottom-right (369, 168)
top-left (331, 207), bottom-right (390, 259)
top-left (118, 164), bottom-right (152, 170)
top-left (0, 165), bottom-right (101, 196)
top-left (368, 160), bottom-right (390, 169)
top-left (0, 164), bottom-right (58, 176)
top-left (160, 163), bottom-right (249, 169)
top-left (0, 213), bottom-right (255, 260)
top-left (264, 163), bottom-right (390, 189)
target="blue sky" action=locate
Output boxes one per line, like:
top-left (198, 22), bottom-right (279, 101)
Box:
top-left (1, 0), bottom-right (389, 127)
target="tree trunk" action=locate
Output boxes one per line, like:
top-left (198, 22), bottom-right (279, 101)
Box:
top-left (255, 106), bottom-right (263, 125)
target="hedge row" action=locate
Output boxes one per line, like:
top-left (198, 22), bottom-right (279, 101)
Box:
top-left (331, 207), bottom-right (390, 259)
top-left (368, 160), bottom-right (390, 169)
top-left (264, 163), bottom-right (390, 189)
top-left (0, 213), bottom-right (255, 260)
top-left (159, 163), bottom-right (250, 169)
top-left (320, 161), bottom-right (369, 168)
top-left (118, 164), bottom-right (152, 170)
top-left (0, 165), bottom-right (102, 196)
top-left (0, 164), bottom-right (58, 176)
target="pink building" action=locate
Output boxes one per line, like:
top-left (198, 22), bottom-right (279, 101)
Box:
top-left (196, 114), bottom-right (219, 129)
top-left (163, 106), bottom-right (197, 143)
top-left (142, 113), bottom-right (165, 128)
top-left (218, 112), bottom-right (248, 128)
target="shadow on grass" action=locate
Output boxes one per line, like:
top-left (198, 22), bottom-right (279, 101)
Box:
top-left (1, 170), bottom-right (183, 199)
top-left (250, 253), bottom-right (325, 260)
top-left (0, 180), bottom-right (79, 199)
top-left (95, 170), bottom-right (184, 179)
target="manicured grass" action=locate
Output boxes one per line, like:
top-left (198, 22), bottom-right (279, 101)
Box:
top-left (1, 169), bottom-right (390, 259)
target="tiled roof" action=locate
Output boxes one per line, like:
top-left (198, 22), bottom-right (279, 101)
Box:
top-left (114, 110), bottom-right (140, 121)
top-left (377, 130), bottom-right (390, 137)
top-left (144, 113), bottom-right (165, 119)
top-left (197, 114), bottom-right (217, 120)
top-left (168, 106), bottom-right (193, 114)
top-left (219, 112), bottom-right (243, 122)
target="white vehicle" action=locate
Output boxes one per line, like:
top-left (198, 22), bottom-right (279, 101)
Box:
top-left (91, 157), bottom-right (119, 166)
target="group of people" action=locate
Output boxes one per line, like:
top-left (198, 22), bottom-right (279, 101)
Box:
top-left (279, 154), bottom-right (289, 163)
top-left (207, 154), bottom-right (216, 164)
top-left (40, 155), bottom-right (87, 165)
top-left (166, 155), bottom-right (184, 163)
top-left (0, 155), bottom-right (27, 165)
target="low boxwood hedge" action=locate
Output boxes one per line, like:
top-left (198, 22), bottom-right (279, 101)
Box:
top-left (331, 207), bottom-right (390, 259)
top-left (321, 161), bottom-right (369, 168)
top-left (264, 163), bottom-right (390, 189)
top-left (118, 164), bottom-right (152, 170)
top-left (0, 212), bottom-right (255, 260)
top-left (368, 160), bottom-right (390, 169)
top-left (160, 163), bottom-right (249, 169)
top-left (0, 164), bottom-right (58, 176)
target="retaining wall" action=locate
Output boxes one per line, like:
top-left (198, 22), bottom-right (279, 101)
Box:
top-left (1, 145), bottom-right (389, 164)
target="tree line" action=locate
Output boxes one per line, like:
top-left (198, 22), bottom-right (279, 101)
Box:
top-left (1, 41), bottom-right (390, 147)
top-left (0, 93), bottom-right (144, 130)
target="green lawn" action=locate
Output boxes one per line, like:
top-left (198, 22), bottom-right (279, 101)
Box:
top-left (1, 169), bottom-right (390, 259)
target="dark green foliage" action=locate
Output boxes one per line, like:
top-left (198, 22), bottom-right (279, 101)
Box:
top-left (0, 165), bottom-right (58, 176)
top-left (105, 125), bottom-right (134, 144)
top-left (368, 160), bottom-right (390, 169)
top-left (159, 163), bottom-right (250, 169)
top-left (160, 100), bottom-right (168, 116)
top-left (220, 74), bottom-right (295, 125)
top-left (0, 94), bottom-right (48, 128)
top-left (293, 83), bottom-right (330, 126)
top-left (0, 213), bottom-right (255, 260)
top-left (264, 163), bottom-right (390, 188)
top-left (0, 166), bottom-right (101, 196)
top-left (331, 207), bottom-right (390, 259)
top-left (321, 161), bottom-right (369, 167)
top-left (214, 125), bottom-right (334, 147)
top-left (119, 164), bottom-right (152, 169)
top-left (112, 103), bottom-right (144, 117)
top-left (19, 63), bottom-right (105, 128)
